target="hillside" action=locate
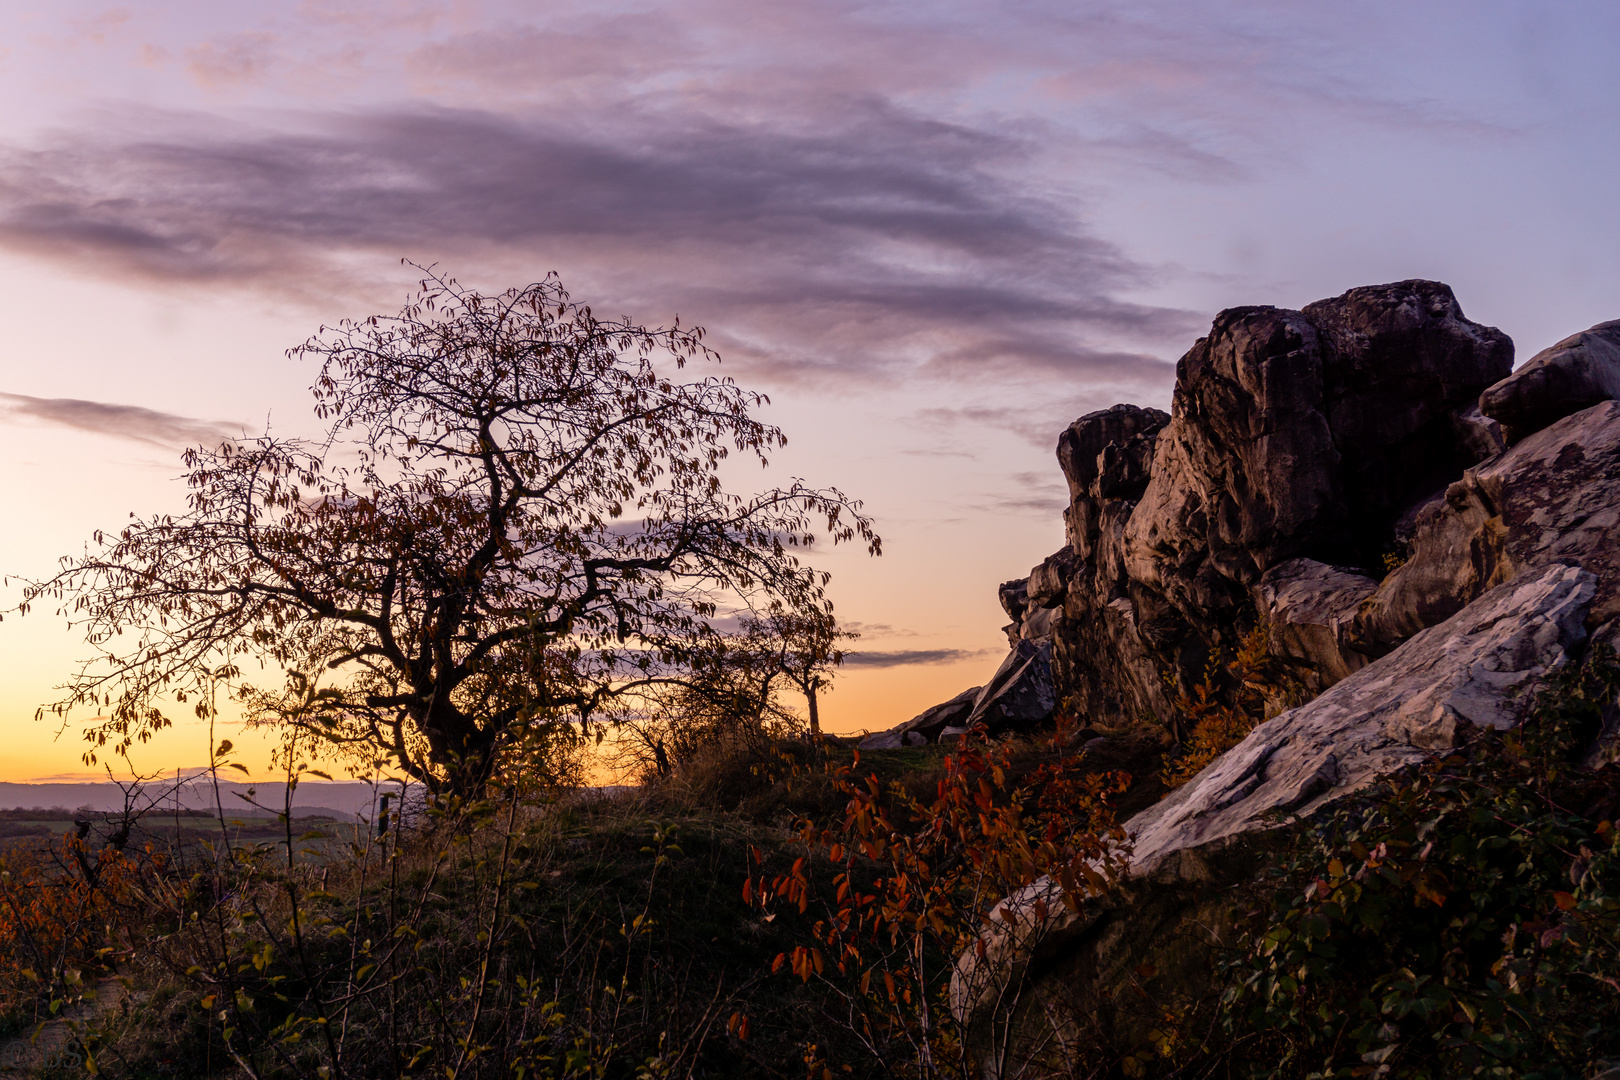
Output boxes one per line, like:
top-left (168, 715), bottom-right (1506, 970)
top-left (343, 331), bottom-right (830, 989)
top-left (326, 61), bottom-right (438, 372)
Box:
top-left (3, 280), bottom-right (1619, 1079)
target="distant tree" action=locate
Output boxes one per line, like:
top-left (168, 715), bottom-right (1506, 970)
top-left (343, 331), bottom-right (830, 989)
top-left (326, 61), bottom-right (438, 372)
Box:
top-left (742, 609), bottom-right (855, 740)
top-left (16, 267), bottom-right (879, 797)
top-left (617, 611), bottom-right (855, 778)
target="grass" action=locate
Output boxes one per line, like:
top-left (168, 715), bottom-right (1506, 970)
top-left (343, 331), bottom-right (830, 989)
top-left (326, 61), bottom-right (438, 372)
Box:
top-left (0, 719), bottom-right (1175, 1080)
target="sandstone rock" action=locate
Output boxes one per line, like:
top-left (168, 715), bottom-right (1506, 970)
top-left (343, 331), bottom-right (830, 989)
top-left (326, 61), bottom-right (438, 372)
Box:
top-left (1053, 591), bottom-right (1174, 732)
top-left (964, 639), bottom-right (1056, 733)
top-left (857, 685), bottom-right (982, 750)
top-left (1133, 563), bottom-right (1594, 863)
top-left (954, 564), bottom-right (1597, 1070)
top-left (1127, 281), bottom-right (1511, 604)
top-left (854, 729), bottom-right (909, 751)
top-left (1057, 405), bottom-right (1168, 561)
top-left (997, 579), bottom-right (1029, 623)
top-left (1481, 319), bottom-right (1620, 442)
top-left (1302, 280), bottom-right (1515, 535)
top-left (1452, 402), bottom-right (1505, 461)
top-left (1057, 405), bottom-right (1170, 506)
top-left (1026, 548), bottom-right (1079, 609)
top-left (1354, 400), bottom-right (1620, 653)
top-left (1044, 282), bottom-right (1511, 730)
top-left (1018, 604), bottom-right (1060, 643)
top-left (1258, 558), bottom-right (1377, 689)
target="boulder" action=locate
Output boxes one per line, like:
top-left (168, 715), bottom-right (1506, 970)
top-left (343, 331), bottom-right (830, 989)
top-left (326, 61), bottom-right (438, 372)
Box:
top-left (857, 685), bottom-right (982, 750)
top-left (1354, 400), bottom-right (1620, 654)
top-left (1133, 563), bottom-right (1594, 859)
top-left (1057, 405), bottom-right (1170, 507)
top-left (1480, 319), bottom-right (1620, 442)
top-left (997, 579), bottom-right (1029, 622)
top-left (1257, 558), bottom-right (1378, 689)
top-left (953, 564), bottom-right (1598, 1072)
top-left (1026, 548), bottom-right (1079, 610)
top-left (1452, 402), bottom-right (1506, 461)
top-left (1017, 604), bottom-right (1060, 643)
top-left (963, 639), bottom-right (1056, 733)
top-left (1126, 281), bottom-right (1511, 605)
top-left (1057, 405), bottom-right (1169, 560)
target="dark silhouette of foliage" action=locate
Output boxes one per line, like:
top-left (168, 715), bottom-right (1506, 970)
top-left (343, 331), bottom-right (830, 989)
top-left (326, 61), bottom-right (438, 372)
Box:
top-left (618, 611), bottom-right (857, 780)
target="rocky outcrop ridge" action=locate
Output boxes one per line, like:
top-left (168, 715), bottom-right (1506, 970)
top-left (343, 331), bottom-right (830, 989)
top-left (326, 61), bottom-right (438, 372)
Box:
top-left (931, 288), bottom-right (1620, 1076)
top-left (861, 290), bottom-right (1620, 766)
top-left (1055, 281), bottom-right (1513, 725)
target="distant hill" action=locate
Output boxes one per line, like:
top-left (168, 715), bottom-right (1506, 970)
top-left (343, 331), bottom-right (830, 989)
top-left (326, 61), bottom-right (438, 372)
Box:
top-left (0, 778), bottom-right (403, 822)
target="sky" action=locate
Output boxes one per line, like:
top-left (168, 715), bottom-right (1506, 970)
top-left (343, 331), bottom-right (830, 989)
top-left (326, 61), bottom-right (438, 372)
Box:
top-left (0, 0), bottom-right (1617, 782)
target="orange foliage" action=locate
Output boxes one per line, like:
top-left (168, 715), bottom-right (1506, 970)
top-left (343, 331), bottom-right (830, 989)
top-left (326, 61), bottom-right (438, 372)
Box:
top-left (0, 835), bottom-right (152, 1017)
top-left (1162, 624), bottom-right (1283, 788)
top-left (747, 724), bottom-right (1132, 1071)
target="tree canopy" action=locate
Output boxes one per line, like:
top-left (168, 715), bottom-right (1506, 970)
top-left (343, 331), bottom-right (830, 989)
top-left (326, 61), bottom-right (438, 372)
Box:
top-left (18, 268), bottom-right (879, 795)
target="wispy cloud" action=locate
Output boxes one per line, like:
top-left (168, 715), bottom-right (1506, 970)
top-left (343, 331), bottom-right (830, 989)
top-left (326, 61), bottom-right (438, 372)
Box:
top-left (0, 0), bottom-right (1532, 403)
top-left (842, 647), bottom-right (994, 668)
top-left (0, 392), bottom-right (242, 449)
top-left (912, 384), bottom-right (1177, 448)
top-left (842, 621), bottom-right (918, 639)
top-left (0, 102), bottom-right (1196, 390)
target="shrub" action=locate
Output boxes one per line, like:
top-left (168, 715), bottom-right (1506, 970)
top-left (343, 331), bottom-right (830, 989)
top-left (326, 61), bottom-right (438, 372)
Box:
top-left (1163, 624), bottom-right (1288, 788)
top-left (1205, 647), bottom-right (1620, 1079)
top-left (751, 722), bottom-right (1134, 1077)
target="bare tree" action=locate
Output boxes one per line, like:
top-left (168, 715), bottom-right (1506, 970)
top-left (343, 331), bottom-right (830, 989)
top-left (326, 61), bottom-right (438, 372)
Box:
top-left (16, 267), bottom-right (879, 796)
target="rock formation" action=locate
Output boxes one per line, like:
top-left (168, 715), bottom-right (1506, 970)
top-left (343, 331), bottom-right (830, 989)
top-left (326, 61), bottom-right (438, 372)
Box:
top-left (1058, 281), bottom-right (1513, 725)
top-left (862, 280), bottom-right (1531, 749)
top-left (920, 287), bottom-right (1620, 1076)
top-left (857, 685), bottom-right (981, 749)
top-left (1353, 399), bottom-right (1620, 654)
top-left (1479, 319), bottom-right (1620, 443)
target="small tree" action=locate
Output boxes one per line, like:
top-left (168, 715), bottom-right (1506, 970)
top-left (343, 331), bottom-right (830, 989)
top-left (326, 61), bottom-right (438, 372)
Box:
top-left (17, 267), bottom-right (879, 796)
top-left (617, 611), bottom-right (855, 778)
top-left (745, 609), bottom-right (854, 740)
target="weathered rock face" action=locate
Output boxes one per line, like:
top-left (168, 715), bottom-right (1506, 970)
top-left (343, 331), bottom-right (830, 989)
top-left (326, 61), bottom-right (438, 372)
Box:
top-left (1057, 404), bottom-right (1170, 562)
top-left (1130, 563), bottom-right (1595, 862)
top-left (1045, 281), bottom-right (1512, 726)
top-left (960, 639), bottom-right (1057, 735)
top-left (862, 287), bottom-right (1619, 756)
top-left (954, 564), bottom-right (1599, 1072)
top-left (1258, 558), bottom-right (1378, 689)
top-left (1480, 319), bottom-right (1620, 443)
top-left (1354, 400), bottom-right (1620, 654)
top-left (926, 291), bottom-right (1620, 1076)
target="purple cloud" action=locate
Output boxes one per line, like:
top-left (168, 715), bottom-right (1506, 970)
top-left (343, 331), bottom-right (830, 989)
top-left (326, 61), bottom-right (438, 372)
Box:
top-left (0, 102), bottom-right (1197, 389)
top-left (0, 392), bottom-right (242, 449)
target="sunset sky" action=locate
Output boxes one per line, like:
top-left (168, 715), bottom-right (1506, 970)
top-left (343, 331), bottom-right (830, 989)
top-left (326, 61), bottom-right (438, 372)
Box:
top-left (0, 0), bottom-right (1617, 782)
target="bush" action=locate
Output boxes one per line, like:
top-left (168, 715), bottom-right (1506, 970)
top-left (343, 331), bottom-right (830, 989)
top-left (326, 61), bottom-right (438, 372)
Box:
top-left (752, 722), bottom-right (1135, 1077)
top-left (59, 783), bottom-right (889, 1080)
top-left (1204, 647), bottom-right (1620, 1079)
